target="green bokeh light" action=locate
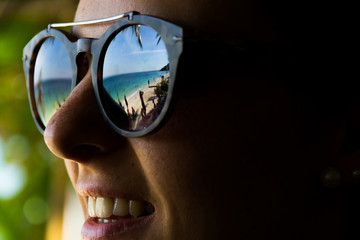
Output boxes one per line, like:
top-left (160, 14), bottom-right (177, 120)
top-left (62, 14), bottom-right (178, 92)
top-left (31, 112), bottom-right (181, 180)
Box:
top-left (23, 197), bottom-right (49, 225)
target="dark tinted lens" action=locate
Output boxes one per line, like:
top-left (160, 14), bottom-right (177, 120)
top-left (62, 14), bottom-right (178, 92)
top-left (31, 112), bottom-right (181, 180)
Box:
top-left (103, 25), bottom-right (170, 132)
top-left (33, 37), bottom-right (72, 126)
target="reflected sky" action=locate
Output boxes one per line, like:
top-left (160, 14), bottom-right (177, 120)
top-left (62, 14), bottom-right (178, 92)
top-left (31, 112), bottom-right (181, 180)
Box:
top-left (34, 37), bottom-right (72, 82)
top-left (34, 26), bottom-right (168, 81)
top-left (103, 25), bottom-right (168, 78)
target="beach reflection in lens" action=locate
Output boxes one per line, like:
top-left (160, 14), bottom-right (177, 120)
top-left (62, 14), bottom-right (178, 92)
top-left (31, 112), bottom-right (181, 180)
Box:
top-left (34, 37), bottom-right (72, 126)
top-left (103, 25), bottom-right (170, 131)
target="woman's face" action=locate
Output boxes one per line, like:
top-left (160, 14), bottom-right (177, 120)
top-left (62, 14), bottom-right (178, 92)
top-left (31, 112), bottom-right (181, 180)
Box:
top-left (42, 0), bottom-right (342, 239)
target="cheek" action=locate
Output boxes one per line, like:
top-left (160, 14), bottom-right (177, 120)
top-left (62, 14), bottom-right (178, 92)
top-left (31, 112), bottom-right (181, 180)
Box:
top-left (129, 137), bottom-right (197, 197)
top-left (129, 127), bottom-right (246, 239)
top-left (129, 109), bottom-right (237, 202)
top-left (129, 136), bottom-right (218, 237)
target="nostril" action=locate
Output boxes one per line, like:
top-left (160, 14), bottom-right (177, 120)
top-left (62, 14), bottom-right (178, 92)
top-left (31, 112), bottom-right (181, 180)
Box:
top-left (69, 144), bottom-right (102, 159)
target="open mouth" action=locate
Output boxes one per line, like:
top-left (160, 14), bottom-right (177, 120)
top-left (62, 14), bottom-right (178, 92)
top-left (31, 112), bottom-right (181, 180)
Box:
top-left (82, 196), bottom-right (155, 239)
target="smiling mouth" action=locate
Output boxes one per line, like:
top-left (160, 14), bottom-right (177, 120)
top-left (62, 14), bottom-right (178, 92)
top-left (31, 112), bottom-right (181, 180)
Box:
top-left (87, 196), bottom-right (155, 222)
top-left (82, 196), bottom-right (156, 239)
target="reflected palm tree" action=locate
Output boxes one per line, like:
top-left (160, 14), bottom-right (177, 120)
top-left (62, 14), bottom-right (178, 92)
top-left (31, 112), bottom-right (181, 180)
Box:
top-left (131, 24), bottom-right (143, 48)
top-left (155, 33), bottom-right (162, 46)
top-left (36, 69), bottom-right (46, 120)
top-left (131, 25), bottom-right (164, 48)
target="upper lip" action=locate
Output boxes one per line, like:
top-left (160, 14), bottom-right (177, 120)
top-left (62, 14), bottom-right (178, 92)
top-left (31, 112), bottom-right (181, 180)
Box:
top-left (75, 178), bottom-right (152, 203)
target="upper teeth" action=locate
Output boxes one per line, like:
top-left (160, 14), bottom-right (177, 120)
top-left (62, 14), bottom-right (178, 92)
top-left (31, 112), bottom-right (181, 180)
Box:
top-left (88, 197), bottom-right (154, 219)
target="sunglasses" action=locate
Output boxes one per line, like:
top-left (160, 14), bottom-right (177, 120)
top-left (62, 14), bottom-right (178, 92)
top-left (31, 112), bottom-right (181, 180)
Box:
top-left (23, 11), bottom-right (280, 137)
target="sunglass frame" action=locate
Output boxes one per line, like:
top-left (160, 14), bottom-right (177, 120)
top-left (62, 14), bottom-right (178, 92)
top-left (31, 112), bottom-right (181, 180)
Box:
top-left (23, 13), bottom-right (183, 137)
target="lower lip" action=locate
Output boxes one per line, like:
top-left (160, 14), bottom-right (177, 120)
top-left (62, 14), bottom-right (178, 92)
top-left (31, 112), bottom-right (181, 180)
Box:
top-left (81, 215), bottom-right (153, 239)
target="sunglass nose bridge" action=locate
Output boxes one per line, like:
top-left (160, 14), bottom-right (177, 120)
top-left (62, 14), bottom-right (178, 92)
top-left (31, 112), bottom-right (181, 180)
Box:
top-left (76, 38), bottom-right (94, 82)
top-left (77, 38), bottom-right (93, 53)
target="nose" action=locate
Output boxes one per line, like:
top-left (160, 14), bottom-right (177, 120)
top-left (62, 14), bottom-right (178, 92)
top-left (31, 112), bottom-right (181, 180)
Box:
top-left (43, 70), bottom-right (124, 161)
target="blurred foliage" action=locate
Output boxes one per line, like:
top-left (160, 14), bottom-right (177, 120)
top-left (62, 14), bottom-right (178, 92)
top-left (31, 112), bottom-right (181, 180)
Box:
top-left (0, 1), bottom-right (77, 239)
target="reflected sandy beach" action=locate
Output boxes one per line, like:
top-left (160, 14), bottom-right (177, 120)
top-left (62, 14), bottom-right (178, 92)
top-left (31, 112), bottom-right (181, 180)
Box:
top-left (126, 77), bottom-right (161, 113)
top-left (124, 73), bottom-right (169, 130)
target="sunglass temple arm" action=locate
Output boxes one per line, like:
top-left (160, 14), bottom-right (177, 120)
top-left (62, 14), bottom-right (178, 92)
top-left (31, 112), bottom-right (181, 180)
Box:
top-left (47, 11), bottom-right (140, 30)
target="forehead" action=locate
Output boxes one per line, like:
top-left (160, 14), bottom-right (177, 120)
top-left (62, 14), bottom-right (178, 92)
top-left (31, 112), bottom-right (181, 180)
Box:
top-left (73, 0), bottom-right (278, 42)
top-left (74, 0), bottom-right (199, 38)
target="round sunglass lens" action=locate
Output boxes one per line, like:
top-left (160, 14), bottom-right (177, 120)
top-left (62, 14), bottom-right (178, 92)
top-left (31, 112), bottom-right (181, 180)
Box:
top-left (33, 37), bottom-right (72, 127)
top-left (102, 25), bottom-right (170, 132)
